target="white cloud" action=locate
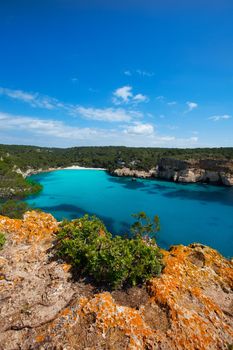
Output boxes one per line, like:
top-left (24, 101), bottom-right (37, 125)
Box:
top-left (158, 136), bottom-right (175, 142)
top-left (71, 77), bottom-right (78, 83)
top-left (167, 101), bottom-right (177, 106)
top-left (186, 101), bottom-right (198, 112)
top-left (156, 97), bottom-right (177, 106)
top-left (73, 107), bottom-right (133, 122)
top-left (88, 88), bottom-right (99, 93)
top-left (152, 135), bottom-right (199, 146)
top-left (0, 87), bottom-right (35, 103)
top-left (133, 93), bottom-right (148, 103)
top-left (0, 87), bottom-right (203, 148)
top-left (0, 87), bottom-right (59, 110)
top-left (0, 110), bottom-right (201, 148)
top-left (113, 86), bottom-right (133, 103)
top-left (208, 114), bottom-right (232, 121)
top-left (112, 86), bottom-right (148, 105)
top-left (124, 70), bottom-right (132, 76)
top-left (190, 136), bottom-right (198, 142)
top-left (165, 124), bottom-right (179, 130)
top-left (123, 122), bottom-right (154, 135)
top-left (136, 69), bottom-right (154, 77)
top-left (156, 95), bottom-right (165, 101)
top-left (0, 86), bottom-right (139, 123)
top-left (0, 111), bottom-right (97, 140)
top-left (123, 69), bottom-right (154, 77)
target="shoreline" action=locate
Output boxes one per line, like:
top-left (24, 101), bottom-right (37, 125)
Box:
top-left (22, 165), bottom-right (233, 187)
top-left (23, 165), bottom-right (106, 178)
top-left (63, 165), bottom-right (106, 171)
top-left (110, 167), bottom-right (233, 187)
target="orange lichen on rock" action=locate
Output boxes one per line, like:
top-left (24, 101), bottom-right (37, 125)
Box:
top-left (0, 210), bottom-right (58, 243)
top-left (62, 262), bottom-right (72, 272)
top-left (35, 335), bottom-right (45, 343)
top-left (148, 244), bottom-right (233, 350)
top-left (75, 244), bottom-right (233, 350)
top-left (0, 211), bottom-right (232, 350)
top-left (79, 292), bottom-right (154, 349)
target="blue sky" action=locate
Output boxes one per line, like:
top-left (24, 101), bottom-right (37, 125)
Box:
top-left (0, 0), bottom-right (233, 148)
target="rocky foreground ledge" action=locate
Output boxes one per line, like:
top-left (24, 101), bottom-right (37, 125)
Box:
top-left (0, 212), bottom-right (232, 349)
top-left (112, 158), bottom-right (233, 186)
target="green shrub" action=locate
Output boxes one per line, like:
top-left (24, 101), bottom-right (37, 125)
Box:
top-left (0, 160), bottom-right (42, 200)
top-left (57, 214), bottom-right (163, 289)
top-left (0, 233), bottom-right (6, 249)
top-left (131, 211), bottom-right (160, 239)
top-left (22, 179), bottom-right (42, 197)
top-left (0, 200), bottom-right (33, 219)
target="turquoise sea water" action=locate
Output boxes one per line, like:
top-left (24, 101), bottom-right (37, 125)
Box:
top-left (27, 169), bottom-right (233, 257)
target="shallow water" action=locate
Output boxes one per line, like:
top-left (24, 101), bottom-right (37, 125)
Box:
top-left (27, 170), bottom-right (233, 257)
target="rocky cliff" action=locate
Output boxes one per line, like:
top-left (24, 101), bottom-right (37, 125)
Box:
top-left (112, 158), bottom-right (233, 186)
top-left (14, 166), bottom-right (65, 178)
top-left (0, 211), bottom-right (232, 349)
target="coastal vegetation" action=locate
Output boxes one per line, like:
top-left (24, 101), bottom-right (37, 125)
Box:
top-left (0, 210), bottom-right (232, 349)
top-left (131, 211), bottom-right (160, 239)
top-left (0, 163), bottom-right (231, 348)
top-left (0, 200), bottom-right (33, 219)
top-left (57, 213), bottom-right (163, 289)
top-left (0, 156), bottom-right (42, 200)
top-left (0, 144), bottom-right (233, 200)
top-left (1, 144), bottom-right (233, 172)
top-left (0, 232), bottom-right (6, 249)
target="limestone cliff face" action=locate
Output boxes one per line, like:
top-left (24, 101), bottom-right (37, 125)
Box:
top-left (0, 212), bottom-right (232, 349)
top-left (112, 158), bottom-right (233, 186)
top-left (14, 166), bottom-right (64, 178)
top-left (112, 167), bottom-right (156, 179)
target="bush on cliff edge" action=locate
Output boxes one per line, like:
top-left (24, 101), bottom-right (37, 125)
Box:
top-left (57, 214), bottom-right (163, 289)
top-left (0, 200), bottom-right (33, 219)
top-left (0, 233), bottom-right (6, 249)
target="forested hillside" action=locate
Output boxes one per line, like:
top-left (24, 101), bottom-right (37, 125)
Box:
top-left (1, 144), bottom-right (233, 171)
top-left (0, 157), bottom-right (41, 199)
top-left (0, 144), bottom-right (233, 200)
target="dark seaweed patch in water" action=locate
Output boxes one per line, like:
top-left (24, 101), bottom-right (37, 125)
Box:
top-left (163, 188), bottom-right (233, 206)
top-left (29, 173), bottom-right (56, 183)
top-left (38, 203), bottom-right (170, 249)
top-left (37, 203), bottom-right (129, 235)
top-left (26, 170), bottom-right (233, 257)
top-left (143, 190), bottom-right (159, 195)
top-left (149, 183), bottom-right (171, 191)
top-left (108, 177), bottom-right (147, 190)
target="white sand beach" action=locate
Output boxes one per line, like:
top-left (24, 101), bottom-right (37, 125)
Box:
top-left (63, 165), bottom-right (106, 171)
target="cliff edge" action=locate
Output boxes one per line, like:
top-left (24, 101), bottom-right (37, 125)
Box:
top-left (0, 212), bottom-right (232, 349)
top-left (112, 158), bottom-right (233, 186)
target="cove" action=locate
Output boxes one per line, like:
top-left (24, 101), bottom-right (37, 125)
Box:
top-left (26, 169), bottom-right (233, 257)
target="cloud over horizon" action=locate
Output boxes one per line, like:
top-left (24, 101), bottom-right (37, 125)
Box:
top-left (123, 122), bottom-right (154, 135)
top-left (0, 110), bottom-right (201, 148)
top-left (0, 85), bottom-right (232, 148)
top-left (0, 1), bottom-right (232, 148)
top-left (0, 86), bottom-right (140, 123)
